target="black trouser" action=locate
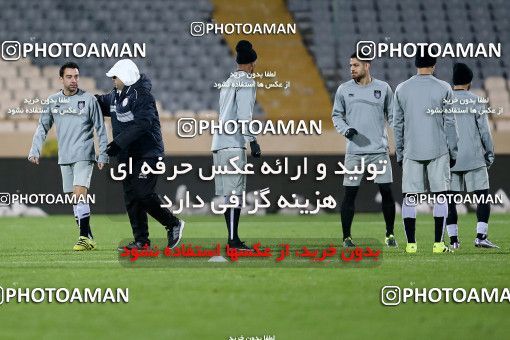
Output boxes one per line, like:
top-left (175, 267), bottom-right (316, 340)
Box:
top-left (122, 158), bottom-right (179, 243)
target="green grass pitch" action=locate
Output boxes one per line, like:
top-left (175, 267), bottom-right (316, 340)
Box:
top-left (0, 213), bottom-right (509, 339)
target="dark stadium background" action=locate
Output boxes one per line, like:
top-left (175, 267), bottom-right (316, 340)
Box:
top-left (0, 0), bottom-right (508, 215)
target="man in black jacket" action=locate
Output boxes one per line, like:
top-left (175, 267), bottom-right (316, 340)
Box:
top-left (96, 59), bottom-right (184, 251)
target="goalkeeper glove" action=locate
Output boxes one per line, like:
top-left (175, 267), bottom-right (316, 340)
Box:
top-left (344, 128), bottom-right (358, 140)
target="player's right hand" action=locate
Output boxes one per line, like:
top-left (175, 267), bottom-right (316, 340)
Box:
top-left (250, 140), bottom-right (261, 158)
top-left (344, 128), bottom-right (358, 140)
top-left (28, 156), bottom-right (39, 165)
top-left (484, 151), bottom-right (494, 167)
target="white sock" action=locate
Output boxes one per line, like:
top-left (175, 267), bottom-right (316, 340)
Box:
top-left (76, 203), bottom-right (92, 238)
top-left (446, 224), bottom-right (458, 237)
top-left (72, 204), bottom-right (79, 227)
top-left (476, 222), bottom-right (488, 235)
top-left (402, 197), bottom-right (417, 218)
top-left (433, 201), bottom-right (448, 218)
top-left (75, 202), bottom-right (90, 221)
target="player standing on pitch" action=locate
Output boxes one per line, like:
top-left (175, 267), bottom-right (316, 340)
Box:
top-left (95, 59), bottom-right (184, 251)
top-left (211, 40), bottom-right (261, 250)
top-left (445, 63), bottom-right (498, 249)
top-left (28, 62), bottom-right (109, 251)
top-left (332, 52), bottom-right (397, 248)
top-left (393, 47), bottom-right (458, 254)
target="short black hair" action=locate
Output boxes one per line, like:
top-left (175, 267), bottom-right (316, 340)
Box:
top-left (351, 51), bottom-right (371, 63)
top-left (59, 62), bottom-right (80, 77)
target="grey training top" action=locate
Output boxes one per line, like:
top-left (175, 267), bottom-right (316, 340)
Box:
top-left (29, 89), bottom-right (109, 165)
top-left (211, 71), bottom-right (256, 152)
top-left (332, 78), bottom-right (393, 154)
top-left (450, 90), bottom-right (494, 171)
top-left (392, 74), bottom-right (458, 162)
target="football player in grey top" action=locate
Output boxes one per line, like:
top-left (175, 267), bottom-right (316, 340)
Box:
top-left (332, 52), bottom-right (396, 248)
top-left (393, 48), bottom-right (458, 254)
top-left (28, 62), bottom-right (109, 251)
top-left (445, 63), bottom-right (498, 249)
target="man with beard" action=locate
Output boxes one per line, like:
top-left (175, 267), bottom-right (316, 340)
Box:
top-left (332, 52), bottom-right (396, 248)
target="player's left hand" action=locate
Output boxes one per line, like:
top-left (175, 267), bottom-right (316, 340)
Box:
top-left (484, 151), bottom-right (494, 167)
top-left (97, 162), bottom-right (105, 170)
top-left (106, 141), bottom-right (121, 156)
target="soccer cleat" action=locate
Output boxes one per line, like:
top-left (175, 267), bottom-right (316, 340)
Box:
top-left (73, 236), bottom-right (96, 251)
top-left (433, 242), bottom-right (453, 253)
top-left (474, 238), bottom-right (499, 248)
top-left (227, 239), bottom-right (253, 251)
top-left (117, 240), bottom-right (150, 252)
top-left (385, 234), bottom-right (398, 247)
top-left (405, 243), bottom-right (417, 253)
top-left (342, 237), bottom-right (356, 248)
top-left (451, 241), bottom-right (460, 249)
top-left (166, 220), bottom-right (185, 249)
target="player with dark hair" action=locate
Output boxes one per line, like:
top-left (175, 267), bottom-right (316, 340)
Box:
top-left (29, 61), bottom-right (109, 251)
top-left (332, 51), bottom-right (396, 247)
top-left (211, 40), bottom-right (261, 250)
top-left (445, 63), bottom-right (498, 248)
top-left (393, 47), bottom-right (458, 253)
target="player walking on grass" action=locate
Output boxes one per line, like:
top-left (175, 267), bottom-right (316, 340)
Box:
top-left (28, 62), bottom-right (109, 251)
top-left (211, 40), bottom-right (261, 250)
top-left (332, 52), bottom-right (397, 248)
top-left (95, 59), bottom-right (184, 251)
top-left (393, 48), bottom-right (458, 254)
top-left (445, 63), bottom-right (498, 249)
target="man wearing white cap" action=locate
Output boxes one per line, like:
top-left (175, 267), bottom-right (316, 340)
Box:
top-left (95, 59), bottom-right (184, 251)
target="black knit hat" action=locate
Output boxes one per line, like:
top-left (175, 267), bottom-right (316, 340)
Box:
top-left (236, 40), bottom-right (257, 64)
top-left (415, 45), bottom-right (437, 68)
top-left (452, 63), bottom-right (473, 85)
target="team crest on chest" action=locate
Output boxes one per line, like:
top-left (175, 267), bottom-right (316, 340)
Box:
top-left (122, 98), bottom-right (129, 107)
top-left (374, 90), bottom-right (381, 99)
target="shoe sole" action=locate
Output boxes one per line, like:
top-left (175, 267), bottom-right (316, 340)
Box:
top-left (169, 221), bottom-right (185, 249)
top-left (228, 247), bottom-right (254, 251)
top-left (73, 245), bottom-right (96, 251)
